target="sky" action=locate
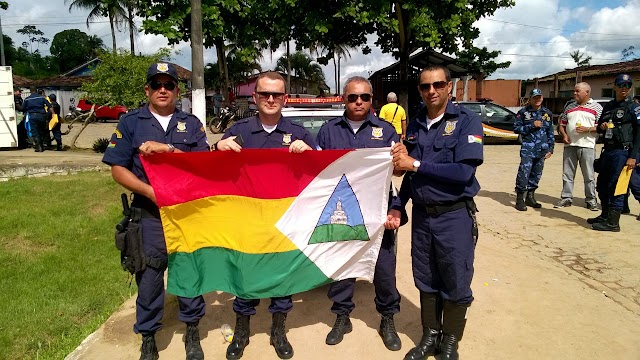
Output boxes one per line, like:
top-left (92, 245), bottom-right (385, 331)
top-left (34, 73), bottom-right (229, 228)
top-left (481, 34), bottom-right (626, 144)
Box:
top-left (4, 0), bottom-right (640, 92)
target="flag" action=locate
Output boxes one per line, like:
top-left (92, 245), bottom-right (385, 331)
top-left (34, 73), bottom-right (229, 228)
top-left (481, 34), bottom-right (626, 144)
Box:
top-left (142, 149), bottom-right (393, 299)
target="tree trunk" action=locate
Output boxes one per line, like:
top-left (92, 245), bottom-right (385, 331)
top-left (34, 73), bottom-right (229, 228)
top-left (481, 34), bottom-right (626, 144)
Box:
top-left (286, 40), bottom-right (291, 93)
top-left (337, 56), bottom-right (341, 95)
top-left (333, 55), bottom-right (337, 95)
top-left (214, 37), bottom-right (230, 92)
top-left (128, 6), bottom-right (135, 54)
top-left (109, 13), bottom-right (117, 53)
top-left (395, 2), bottom-right (410, 112)
top-left (190, 0), bottom-right (206, 126)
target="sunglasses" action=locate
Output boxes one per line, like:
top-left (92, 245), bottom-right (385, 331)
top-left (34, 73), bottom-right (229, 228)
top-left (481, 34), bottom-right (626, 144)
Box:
top-left (256, 91), bottom-right (285, 100)
top-left (419, 81), bottom-right (448, 92)
top-left (346, 93), bottom-right (372, 103)
top-left (616, 83), bottom-right (632, 89)
top-left (149, 80), bottom-right (177, 91)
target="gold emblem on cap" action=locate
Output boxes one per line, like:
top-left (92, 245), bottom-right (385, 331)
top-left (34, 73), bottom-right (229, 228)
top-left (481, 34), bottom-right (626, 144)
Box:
top-left (157, 63), bottom-right (169, 72)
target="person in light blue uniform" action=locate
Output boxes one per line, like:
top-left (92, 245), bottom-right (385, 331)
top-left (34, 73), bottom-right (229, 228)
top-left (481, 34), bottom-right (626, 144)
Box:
top-left (390, 65), bottom-right (483, 360)
top-left (513, 88), bottom-right (555, 211)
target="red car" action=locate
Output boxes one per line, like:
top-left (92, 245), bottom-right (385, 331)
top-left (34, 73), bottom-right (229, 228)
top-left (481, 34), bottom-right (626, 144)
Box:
top-left (77, 99), bottom-right (128, 120)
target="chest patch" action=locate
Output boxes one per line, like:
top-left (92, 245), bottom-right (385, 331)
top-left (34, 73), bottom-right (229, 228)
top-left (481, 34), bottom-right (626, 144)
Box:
top-left (371, 127), bottom-right (383, 139)
top-left (282, 133), bottom-right (292, 145)
top-left (524, 112), bottom-right (532, 120)
top-left (177, 121), bottom-right (187, 132)
top-left (443, 120), bottom-right (457, 136)
top-left (616, 109), bottom-right (625, 119)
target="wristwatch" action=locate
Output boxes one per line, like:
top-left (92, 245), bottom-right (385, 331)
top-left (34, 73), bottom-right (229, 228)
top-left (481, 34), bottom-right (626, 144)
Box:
top-left (412, 160), bottom-right (421, 172)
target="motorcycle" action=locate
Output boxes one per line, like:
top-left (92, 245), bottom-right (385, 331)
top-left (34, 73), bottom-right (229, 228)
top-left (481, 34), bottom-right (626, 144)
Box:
top-left (209, 104), bottom-right (239, 134)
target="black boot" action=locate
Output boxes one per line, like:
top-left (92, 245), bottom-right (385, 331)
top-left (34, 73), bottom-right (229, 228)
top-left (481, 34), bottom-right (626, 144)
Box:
top-left (587, 203), bottom-right (609, 224)
top-left (525, 190), bottom-right (542, 208)
top-left (326, 314), bottom-right (352, 345)
top-left (439, 301), bottom-right (469, 360)
top-left (270, 312), bottom-right (293, 359)
top-left (56, 142), bottom-right (63, 151)
top-left (184, 321), bottom-right (204, 360)
top-left (515, 192), bottom-right (527, 211)
top-left (140, 333), bottom-right (159, 360)
top-left (226, 314), bottom-right (250, 360)
top-left (379, 314), bottom-right (402, 351)
top-left (33, 137), bottom-right (44, 152)
top-left (622, 194), bottom-right (630, 214)
top-left (404, 292), bottom-right (442, 360)
top-left (592, 209), bottom-right (621, 232)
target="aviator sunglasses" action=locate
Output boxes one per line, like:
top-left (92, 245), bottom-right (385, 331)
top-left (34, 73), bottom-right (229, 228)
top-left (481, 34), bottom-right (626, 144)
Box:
top-left (256, 91), bottom-right (286, 100)
top-left (419, 81), bottom-right (448, 91)
top-left (149, 80), bottom-right (177, 91)
top-left (346, 93), bottom-right (372, 103)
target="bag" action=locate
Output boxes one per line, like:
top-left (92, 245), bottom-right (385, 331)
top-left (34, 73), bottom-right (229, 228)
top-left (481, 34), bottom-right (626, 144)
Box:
top-left (114, 208), bottom-right (146, 274)
top-left (593, 148), bottom-right (605, 173)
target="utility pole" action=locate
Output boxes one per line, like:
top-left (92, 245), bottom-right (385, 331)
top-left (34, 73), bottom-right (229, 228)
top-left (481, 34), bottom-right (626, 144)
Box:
top-left (190, 0), bottom-right (206, 127)
top-left (0, 14), bottom-right (5, 66)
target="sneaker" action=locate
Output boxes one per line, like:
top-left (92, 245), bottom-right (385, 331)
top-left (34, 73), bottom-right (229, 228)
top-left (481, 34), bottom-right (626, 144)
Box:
top-left (586, 203), bottom-right (600, 211)
top-left (554, 198), bottom-right (572, 208)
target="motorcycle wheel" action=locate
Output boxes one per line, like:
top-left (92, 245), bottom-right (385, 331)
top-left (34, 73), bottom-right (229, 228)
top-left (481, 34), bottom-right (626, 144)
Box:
top-left (209, 116), bottom-right (223, 134)
top-left (223, 118), bottom-right (236, 132)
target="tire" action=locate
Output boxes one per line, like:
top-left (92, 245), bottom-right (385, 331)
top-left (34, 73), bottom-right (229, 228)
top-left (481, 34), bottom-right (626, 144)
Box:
top-left (209, 117), bottom-right (222, 134)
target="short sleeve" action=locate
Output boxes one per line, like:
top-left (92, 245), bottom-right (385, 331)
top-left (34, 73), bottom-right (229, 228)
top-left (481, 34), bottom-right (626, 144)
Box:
top-left (102, 118), bottom-right (134, 167)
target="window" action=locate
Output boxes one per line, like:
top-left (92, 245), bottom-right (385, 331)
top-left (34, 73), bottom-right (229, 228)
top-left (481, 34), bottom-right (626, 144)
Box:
top-left (460, 103), bottom-right (482, 116)
top-left (484, 104), bottom-right (512, 117)
top-left (602, 88), bottom-right (614, 98)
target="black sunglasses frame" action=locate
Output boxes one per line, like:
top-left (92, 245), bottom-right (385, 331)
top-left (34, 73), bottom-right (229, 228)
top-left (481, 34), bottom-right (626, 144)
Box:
top-left (346, 93), bottom-right (372, 103)
top-left (149, 80), bottom-right (177, 91)
top-left (256, 91), bottom-right (286, 100)
top-left (419, 81), bottom-right (448, 92)
top-left (616, 83), bottom-right (632, 89)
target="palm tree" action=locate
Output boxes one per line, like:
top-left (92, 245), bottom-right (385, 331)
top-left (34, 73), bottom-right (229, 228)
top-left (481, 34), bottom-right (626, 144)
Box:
top-left (276, 51), bottom-right (326, 94)
top-left (66, 0), bottom-right (127, 53)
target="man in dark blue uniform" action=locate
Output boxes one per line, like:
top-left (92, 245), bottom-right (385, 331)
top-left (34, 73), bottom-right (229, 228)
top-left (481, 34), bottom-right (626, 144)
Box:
top-left (314, 76), bottom-right (403, 352)
top-left (21, 87), bottom-right (53, 152)
top-left (589, 74), bottom-right (640, 231)
top-left (390, 65), bottom-right (483, 360)
top-left (215, 71), bottom-right (315, 360)
top-left (102, 63), bottom-right (209, 360)
top-left (513, 88), bottom-right (554, 211)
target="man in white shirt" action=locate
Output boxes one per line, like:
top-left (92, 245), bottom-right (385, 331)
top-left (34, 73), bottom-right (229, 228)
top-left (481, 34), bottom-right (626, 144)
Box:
top-left (556, 82), bottom-right (603, 210)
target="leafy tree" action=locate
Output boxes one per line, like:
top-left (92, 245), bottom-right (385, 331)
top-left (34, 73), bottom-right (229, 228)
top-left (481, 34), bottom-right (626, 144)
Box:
top-left (80, 49), bottom-right (171, 108)
top-left (456, 46), bottom-right (511, 99)
top-left (569, 50), bottom-right (591, 67)
top-left (2, 35), bottom-right (18, 67)
top-left (0, 2), bottom-right (7, 10)
top-left (17, 25), bottom-right (49, 56)
top-left (621, 46), bottom-right (638, 61)
top-left (50, 29), bottom-right (105, 73)
top-left (345, 0), bottom-right (514, 109)
top-left (66, 0), bottom-right (128, 53)
top-left (275, 51), bottom-right (326, 94)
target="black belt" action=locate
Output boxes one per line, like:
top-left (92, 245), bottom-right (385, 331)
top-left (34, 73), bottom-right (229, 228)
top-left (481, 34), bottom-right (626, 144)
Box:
top-left (415, 200), bottom-right (468, 216)
top-left (604, 143), bottom-right (630, 151)
top-left (138, 206), bottom-right (160, 219)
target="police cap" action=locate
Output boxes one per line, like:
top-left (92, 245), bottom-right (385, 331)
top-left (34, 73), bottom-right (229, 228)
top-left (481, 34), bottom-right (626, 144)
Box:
top-left (146, 62), bottom-right (179, 83)
top-left (614, 74), bottom-right (632, 87)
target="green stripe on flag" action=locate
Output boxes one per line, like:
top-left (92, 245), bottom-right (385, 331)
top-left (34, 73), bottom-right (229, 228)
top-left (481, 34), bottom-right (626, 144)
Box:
top-left (308, 224), bottom-right (369, 244)
top-left (167, 248), bottom-right (332, 299)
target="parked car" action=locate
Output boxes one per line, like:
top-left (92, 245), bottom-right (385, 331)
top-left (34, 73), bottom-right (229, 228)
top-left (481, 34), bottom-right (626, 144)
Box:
top-left (457, 101), bottom-right (517, 131)
top-left (76, 99), bottom-right (128, 120)
top-left (281, 108), bottom-right (343, 137)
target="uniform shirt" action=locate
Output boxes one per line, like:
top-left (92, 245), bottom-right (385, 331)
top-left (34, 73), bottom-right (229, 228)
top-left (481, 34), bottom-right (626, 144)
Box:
top-left (14, 94), bottom-right (23, 112)
top-left (221, 115), bottom-right (317, 150)
top-left (393, 101), bottom-right (483, 208)
top-left (316, 112), bottom-right (398, 150)
top-left (559, 99), bottom-right (602, 148)
top-left (599, 98), bottom-right (640, 158)
top-left (514, 105), bottom-right (555, 157)
top-left (378, 103), bottom-right (407, 135)
top-left (21, 94), bottom-right (52, 115)
top-left (102, 105), bottom-right (209, 210)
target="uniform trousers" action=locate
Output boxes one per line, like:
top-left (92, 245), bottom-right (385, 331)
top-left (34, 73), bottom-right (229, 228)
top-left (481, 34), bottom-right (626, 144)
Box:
top-left (134, 217), bottom-right (206, 335)
top-left (515, 154), bottom-right (545, 193)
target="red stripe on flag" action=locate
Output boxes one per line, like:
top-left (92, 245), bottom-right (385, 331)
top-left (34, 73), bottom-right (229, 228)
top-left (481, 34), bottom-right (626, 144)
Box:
top-left (141, 149), bottom-right (351, 207)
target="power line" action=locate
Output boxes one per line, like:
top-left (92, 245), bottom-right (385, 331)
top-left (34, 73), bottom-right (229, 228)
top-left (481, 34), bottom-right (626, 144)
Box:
top-left (498, 53), bottom-right (621, 61)
top-left (485, 19), bottom-right (640, 37)
top-left (482, 38), bottom-right (640, 45)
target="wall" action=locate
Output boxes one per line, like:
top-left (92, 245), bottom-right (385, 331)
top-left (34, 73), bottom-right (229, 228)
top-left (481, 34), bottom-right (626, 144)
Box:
top-left (454, 79), bottom-right (521, 107)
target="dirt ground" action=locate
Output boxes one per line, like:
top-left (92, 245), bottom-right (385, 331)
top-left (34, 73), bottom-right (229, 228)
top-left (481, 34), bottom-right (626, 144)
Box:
top-left (36, 125), bottom-right (640, 360)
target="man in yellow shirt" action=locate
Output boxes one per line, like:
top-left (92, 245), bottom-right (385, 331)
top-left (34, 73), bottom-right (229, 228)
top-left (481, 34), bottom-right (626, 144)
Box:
top-left (379, 92), bottom-right (407, 139)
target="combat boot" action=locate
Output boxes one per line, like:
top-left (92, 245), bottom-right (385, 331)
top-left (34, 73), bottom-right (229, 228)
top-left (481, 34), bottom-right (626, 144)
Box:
top-left (592, 209), bottom-right (621, 232)
top-left (226, 314), bottom-right (250, 360)
top-left (56, 142), bottom-right (63, 151)
top-left (140, 333), bottom-right (159, 360)
top-left (270, 312), bottom-right (293, 359)
top-left (184, 321), bottom-right (204, 360)
top-left (515, 192), bottom-right (527, 211)
top-left (326, 314), bottom-right (352, 345)
top-left (33, 137), bottom-right (44, 152)
top-left (379, 314), bottom-right (402, 351)
top-left (439, 301), bottom-right (469, 360)
top-left (404, 292), bottom-right (442, 360)
top-left (525, 190), bottom-right (542, 208)
top-left (587, 203), bottom-right (608, 224)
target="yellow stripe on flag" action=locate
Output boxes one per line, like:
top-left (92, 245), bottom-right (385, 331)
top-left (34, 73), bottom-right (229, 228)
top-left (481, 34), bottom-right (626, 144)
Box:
top-left (161, 195), bottom-right (297, 254)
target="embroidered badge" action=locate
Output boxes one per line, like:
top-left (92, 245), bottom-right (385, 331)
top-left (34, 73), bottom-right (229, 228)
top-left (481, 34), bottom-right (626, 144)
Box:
top-left (177, 121), bottom-right (187, 132)
top-left (157, 63), bottom-right (169, 72)
top-left (282, 133), bottom-right (292, 145)
top-left (443, 120), bottom-right (457, 136)
top-left (524, 112), bottom-right (532, 120)
top-left (113, 129), bottom-right (122, 139)
top-left (543, 113), bottom-right (550, 121)
top-left (468, 135), bottom-right (482, 144)
top-left (200, 126), bottom-right (205, 133)
top-left (371, 127), bottom-right (383, 139)
top-left (616, 109), bottom-right (625, 119)
top-left (108, 141), bottom-right (116, 148)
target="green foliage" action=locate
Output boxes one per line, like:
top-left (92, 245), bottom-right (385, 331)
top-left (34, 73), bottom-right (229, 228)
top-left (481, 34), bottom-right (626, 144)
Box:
top-left (79, 49), bottom-right (171, 108)
top-left (0, 172), bottom-right (132, 360)
top-left (621, 46), bottom-right (638, 61)
top-left (457, 46), bottom-right (511, 78)
top-left (569, 50), bottom-right (591, 67)
top-left (275, 51), bottom-right (326, 93)
top-left (0, 2), bottom-right (7, 10)
top-left (92, 137), bottom-right (111, 153)
top-left (17, 25), bottom-right (49, 55)
top-left (50, 29), bottom-right (105, 73)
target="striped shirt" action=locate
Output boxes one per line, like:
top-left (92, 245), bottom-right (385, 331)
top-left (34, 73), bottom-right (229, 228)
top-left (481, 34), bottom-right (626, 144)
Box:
top-left (559, 98), bottom-right (602, 148)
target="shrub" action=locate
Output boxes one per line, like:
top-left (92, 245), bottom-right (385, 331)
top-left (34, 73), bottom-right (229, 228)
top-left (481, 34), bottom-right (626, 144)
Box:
top-left (92, 137), bottom-right (110, 153)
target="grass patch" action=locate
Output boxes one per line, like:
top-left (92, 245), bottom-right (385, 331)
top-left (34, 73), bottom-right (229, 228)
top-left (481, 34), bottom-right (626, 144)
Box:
top-left (0, 172), bottom-right (134, 360)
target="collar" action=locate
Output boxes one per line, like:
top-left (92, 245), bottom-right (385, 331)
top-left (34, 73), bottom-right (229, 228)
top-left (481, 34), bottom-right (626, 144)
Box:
top-left (415, 101), bottom-right (461, 126)
top-left (248, 115), bottom-right (287, 133)
top-left (336, 111), bottom-right (385, 129)
top-left (137, 104), bottom-right (186, 120)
